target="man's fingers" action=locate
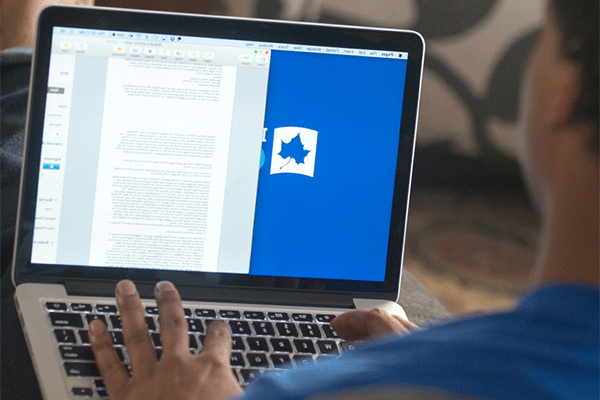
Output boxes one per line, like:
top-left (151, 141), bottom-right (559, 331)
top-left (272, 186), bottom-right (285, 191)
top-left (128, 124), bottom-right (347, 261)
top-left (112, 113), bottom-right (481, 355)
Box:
top-left (331, 309), bottom-right (418, 341)
top-left (154, 281), bottom-right (189, 356)
top-left (200, 320), bottom-right (233, 369)
top-left (392, 315), bottom-right (421, 332)
top-left (89, 320), bottom-right (129, 396)
top-left (330, 311), bottom-right (367, 341)
top-left (363, 309), bottom-right (404, 337)
top-left (115, 280), bottom-right (156, 375)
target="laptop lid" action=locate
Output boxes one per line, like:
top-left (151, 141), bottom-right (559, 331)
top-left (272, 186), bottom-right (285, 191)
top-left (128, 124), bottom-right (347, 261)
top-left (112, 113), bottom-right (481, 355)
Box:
top-left (13, 5), bottom-right (424, 306)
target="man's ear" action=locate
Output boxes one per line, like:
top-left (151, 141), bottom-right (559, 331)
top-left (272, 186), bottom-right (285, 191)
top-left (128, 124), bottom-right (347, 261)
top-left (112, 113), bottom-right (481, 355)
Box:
top-left (546, 61), bottom-right (584, 131)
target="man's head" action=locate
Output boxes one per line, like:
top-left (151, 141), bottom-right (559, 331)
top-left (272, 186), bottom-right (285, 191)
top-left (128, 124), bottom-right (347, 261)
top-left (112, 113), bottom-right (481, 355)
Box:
top-left (518, 0), bottom-right (598, 215)
top-left (551, 0), bottom-right (599, 155)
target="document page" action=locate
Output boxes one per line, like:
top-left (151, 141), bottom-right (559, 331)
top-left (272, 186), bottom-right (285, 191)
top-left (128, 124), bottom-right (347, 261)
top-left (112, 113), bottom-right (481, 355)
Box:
top-left (89, 59), bottom-right (240, 272)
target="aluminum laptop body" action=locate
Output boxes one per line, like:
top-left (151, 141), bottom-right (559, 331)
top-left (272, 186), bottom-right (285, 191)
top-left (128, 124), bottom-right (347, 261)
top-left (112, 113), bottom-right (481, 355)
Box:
top-left (12, 5), bottom-right (424, 399)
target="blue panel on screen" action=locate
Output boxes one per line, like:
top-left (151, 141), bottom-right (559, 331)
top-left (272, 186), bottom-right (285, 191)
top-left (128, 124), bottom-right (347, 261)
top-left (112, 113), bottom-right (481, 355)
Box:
top-left (248, 50), bottom-right (408, 282)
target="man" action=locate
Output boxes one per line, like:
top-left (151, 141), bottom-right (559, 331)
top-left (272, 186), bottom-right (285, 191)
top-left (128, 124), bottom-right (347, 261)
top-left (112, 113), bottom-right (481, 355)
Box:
top-left (87, 1), bottom-right (599, 399)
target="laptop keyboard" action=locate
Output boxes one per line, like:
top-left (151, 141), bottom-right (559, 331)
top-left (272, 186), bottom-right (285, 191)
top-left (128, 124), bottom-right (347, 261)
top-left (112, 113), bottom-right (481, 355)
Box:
top-left (45, 300), bottom-right (349, 398)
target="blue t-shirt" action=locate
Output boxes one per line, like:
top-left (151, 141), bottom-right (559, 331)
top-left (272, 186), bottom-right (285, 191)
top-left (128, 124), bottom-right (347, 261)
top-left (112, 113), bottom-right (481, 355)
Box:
top-left (242, 284), bottom-right (599, 400)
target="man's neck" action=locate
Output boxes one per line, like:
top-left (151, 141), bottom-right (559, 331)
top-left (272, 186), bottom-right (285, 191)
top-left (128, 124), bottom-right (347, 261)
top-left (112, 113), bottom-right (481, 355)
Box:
top-left (530, 181), bottom-right (599, 289)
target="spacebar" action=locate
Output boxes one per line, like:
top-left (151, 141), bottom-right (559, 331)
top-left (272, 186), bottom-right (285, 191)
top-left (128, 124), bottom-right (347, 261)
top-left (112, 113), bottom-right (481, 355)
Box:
top-left (64, 362), bottom-right (100, 377)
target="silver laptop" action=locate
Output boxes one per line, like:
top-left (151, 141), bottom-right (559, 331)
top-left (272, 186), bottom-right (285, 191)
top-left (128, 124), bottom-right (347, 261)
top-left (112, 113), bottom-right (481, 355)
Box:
top-left (12, 5), bottom-right (424, 399)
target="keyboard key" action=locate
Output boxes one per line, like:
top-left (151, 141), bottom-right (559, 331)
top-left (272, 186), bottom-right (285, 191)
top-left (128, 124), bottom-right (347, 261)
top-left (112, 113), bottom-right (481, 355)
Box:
top-left (95, 305), bottom-right (117, 313)
top-left (230, 352), bottom-right (245, 367)
top-left (195, 309), bottom-right (216, 318)
top-left (184, 308), bottom-right (192, 317)
top-left (299, 324), bottom-right (321, 338)
top-left (340, 342), bottom-right (359, 353)
top-left (151, 333), bottom-right (162, 347)
top-left (292, 313), bottom-right (313, 322)
top-left (243, 311), bottom-right (265, 320)
top-left (293, 339), bottom-right (316, 354)
top-left (59, 345), bottom-right (94, 361)
top-left (110, 331), bottom-right (124, 345)
top-left (85, 314), bottom-right (107, 326)
top-left (246, 353), bottom-right (269, 368)
top-left (114, 347), bottom-right (125, 362)
top-left (70, 303), bottom-right (93, 312)
top-left (270, 338), bottom-right (293, 353)
top-left (187, 318), bottom-right (204, 333)
top-left (145, 306), bottom-right (159, 315)
top-left (270, 354), bottom-right (292, 369)
top-left (110, 315), bottom-right (122, 330)
top-left (96, 388), bottom-right (108, 398)
top-left (45, 302), bottom-right (67, 311)
top-left (293, 355), bottom-right (315, 367)
top-left (50, 313), bottom-right (84, 328)
top-left (240, 368), bottom-right (261, 384)
top-left (268, 312), bottom-right (289, 321)
top-left (230, 368), bottom-right (240, 383)
top-left (79, 330), bottom-right (89, 344)
top-left (71, 387), bottom-right (93, 397)
top-left (317, 340), bottom-right (339, 355)
top-left (189, 334), bottom-right (198, 349)
top-left (232, 336), bottom-right (245, 351)
top-left (322, 325), bottom-right (339, 339)
top-left (94, 379), bottom-right (106, 389)
top-left (252, 321), bottom-right (275, 336)
top-left (229, 320), bottom-right (251, 335)
top-left (275, 323), bottom-right (298, 337)
top-left (64, 362), bottom-right (100, 377)
top-left (156, 348), bottom-right (162, 360)
top-left (146, 316), bottom-right (157, 331)
top-left (54, 329), bottom-right (76, 343)
top-left (247, 337), bottom-right (268, 351)
top-left (220, 310), bottom-right (241, 319)
top-left (316, 314), bottom-right (337, 323)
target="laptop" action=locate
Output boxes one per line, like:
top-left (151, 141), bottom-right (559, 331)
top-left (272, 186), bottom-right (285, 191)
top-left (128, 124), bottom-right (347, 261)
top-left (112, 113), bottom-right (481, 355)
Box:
top-left (12, 5), bottom-right (424, 399)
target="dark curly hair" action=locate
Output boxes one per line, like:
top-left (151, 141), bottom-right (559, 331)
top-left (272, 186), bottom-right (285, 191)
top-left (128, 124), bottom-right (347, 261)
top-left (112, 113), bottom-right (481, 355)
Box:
top-left (551, 0), bottom-right (599, 156)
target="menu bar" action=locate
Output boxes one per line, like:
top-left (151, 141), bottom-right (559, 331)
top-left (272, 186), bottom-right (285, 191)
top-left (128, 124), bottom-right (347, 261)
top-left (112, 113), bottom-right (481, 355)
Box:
top-left (53, 27), bottom-right (409, 60)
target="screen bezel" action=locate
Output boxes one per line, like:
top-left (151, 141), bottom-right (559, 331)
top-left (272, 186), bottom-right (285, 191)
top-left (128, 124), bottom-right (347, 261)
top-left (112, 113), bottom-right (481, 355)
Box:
top-left (13, 5), bottom-right (424, 300)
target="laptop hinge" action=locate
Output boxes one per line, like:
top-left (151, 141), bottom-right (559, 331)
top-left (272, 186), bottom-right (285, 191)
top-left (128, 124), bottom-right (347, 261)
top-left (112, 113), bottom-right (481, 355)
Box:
top-left (64, 280), bottom-right (355, 309)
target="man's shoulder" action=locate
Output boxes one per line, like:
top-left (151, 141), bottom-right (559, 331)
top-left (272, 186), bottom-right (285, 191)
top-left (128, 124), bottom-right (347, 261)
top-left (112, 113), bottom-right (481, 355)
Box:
top-left (243, 285), bottom-right (599, 400)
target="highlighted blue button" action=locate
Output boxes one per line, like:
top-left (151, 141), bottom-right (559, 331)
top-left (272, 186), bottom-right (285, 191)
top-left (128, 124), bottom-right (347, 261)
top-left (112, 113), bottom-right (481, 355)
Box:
top-left (43, 163), bottom-right (60, 170)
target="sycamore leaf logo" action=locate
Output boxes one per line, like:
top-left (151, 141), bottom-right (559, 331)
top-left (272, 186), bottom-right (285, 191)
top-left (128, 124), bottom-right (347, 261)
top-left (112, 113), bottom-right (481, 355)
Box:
top-left (278, 133), bottom-right (311, 169)
top-left (270, 127), bottom-right (318, 177)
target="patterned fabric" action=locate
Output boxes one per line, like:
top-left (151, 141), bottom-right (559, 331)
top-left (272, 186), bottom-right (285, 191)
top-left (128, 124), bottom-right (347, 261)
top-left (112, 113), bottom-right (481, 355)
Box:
top-left (1, 47), bottom-right (32, 274)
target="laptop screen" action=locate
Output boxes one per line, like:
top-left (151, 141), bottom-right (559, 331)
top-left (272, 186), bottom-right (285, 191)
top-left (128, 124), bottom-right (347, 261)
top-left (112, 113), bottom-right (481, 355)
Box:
top-left (15, 7), bottom-right (423, 295)
top-left (31, 27), bottom-right (408, 283)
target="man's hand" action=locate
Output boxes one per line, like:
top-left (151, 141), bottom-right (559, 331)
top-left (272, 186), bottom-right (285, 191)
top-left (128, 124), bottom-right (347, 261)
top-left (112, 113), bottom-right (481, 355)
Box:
top-left (331, 308), bottom-right (420, 342)
top-left (89, 280), bottom-right (242, 400)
